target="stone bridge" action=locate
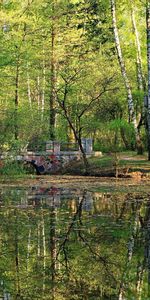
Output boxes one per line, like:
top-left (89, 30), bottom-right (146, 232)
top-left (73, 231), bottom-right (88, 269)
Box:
top-left (14, 139), bottom-right (101, 175)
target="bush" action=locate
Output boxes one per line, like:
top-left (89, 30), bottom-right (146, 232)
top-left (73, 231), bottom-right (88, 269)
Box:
top-left (0, 160), bottom-right (27, 177)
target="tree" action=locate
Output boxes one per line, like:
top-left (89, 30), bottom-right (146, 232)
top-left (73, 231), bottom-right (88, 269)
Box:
top-left (49, 1), bottom-right (57, 140)
top-left (146, 0), bottom-right (150, 160)
top-left (110, 0), bottom-right (144, 154)
top-left (0, 0), bottom-right (148, 155)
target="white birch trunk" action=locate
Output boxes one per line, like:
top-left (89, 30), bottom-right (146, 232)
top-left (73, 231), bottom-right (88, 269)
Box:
top-left (110, 0), bottom-right (141, 149)
top-left (131, 5), bottom-right (145, 91)
top-left (118, 212), bottom-right (139, 300)
top-left (136, 261), bottom-right (145, 298)
top-left (146, 1), bottom-right (150, 160)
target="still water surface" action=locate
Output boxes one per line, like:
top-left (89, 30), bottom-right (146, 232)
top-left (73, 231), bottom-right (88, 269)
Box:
top-left (0, 181), bottom-right (150, 300)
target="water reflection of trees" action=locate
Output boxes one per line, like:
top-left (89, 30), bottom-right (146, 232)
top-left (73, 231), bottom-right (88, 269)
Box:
top-left (0, 187), bottom-right (150, 299)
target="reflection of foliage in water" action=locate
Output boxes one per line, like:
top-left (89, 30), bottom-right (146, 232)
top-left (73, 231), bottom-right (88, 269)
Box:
top-left (0, 187), bottom-right (150, 299)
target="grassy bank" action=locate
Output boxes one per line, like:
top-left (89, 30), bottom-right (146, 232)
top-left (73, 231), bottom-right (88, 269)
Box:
top-left (0, 152), bottom-right (149, 182)
top-left (0, 160), bottom-right (36, 182)
top-left (62, 152), bottom-right (150, 178)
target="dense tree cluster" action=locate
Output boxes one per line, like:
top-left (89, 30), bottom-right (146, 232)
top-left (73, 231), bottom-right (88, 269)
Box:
top-left (0, 0), bottom-right (149, 157)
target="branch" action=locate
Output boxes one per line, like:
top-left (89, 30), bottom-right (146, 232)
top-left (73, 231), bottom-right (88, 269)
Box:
top-left (61, 68), bottom-right (81, 86)
top-left (49, 192), bottom-right (86, 272)
top-left (78, 87), bottom-right (118, 119)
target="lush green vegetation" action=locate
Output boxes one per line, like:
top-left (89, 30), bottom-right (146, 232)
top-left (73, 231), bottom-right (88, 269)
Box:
top-left (0, 0), bottom-right (150, 174)
top-left (62, 151), bottom-right (150, 176)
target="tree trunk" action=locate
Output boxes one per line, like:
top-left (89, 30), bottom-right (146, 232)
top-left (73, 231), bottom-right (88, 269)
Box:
top-left (41, 210), bottom-right (46, 292)
top-left (27, 63), bottom-right (32, 108)
top-left (14, 59), bottom-right (19, 140)
top-left (146, 1), bottom-right (150, 160)
top-left (42, 212), bottom-right (46, 271)
top-left (37, 76), bottom-right (40, 111)
top-left (58, 83), bottom-right (89, 173)
top-left (120, 127), bottom-right (131, 150)
top-left (136, 259), bottom-right (146, 298)
top-left (131, 5), bottom-right (146, 91)
top-left (131, 4), bottom-right (146, 152)
top-left (50, 198), bottom-right (57, 300)
top-left (14, 211), bottom-right (21, 298)
top-left (118, 205), bottom-right (139, 299)
top-left (37, 222), bottom-right (41, 257)
top-left (26, 228), bottom-right (31, 272)
top-left (49, 3), bottom-right (57, 140)
top-left (41, 53), bottom-right (45, 120)
top-left (62, 103), bottom-right (89, 173)
top-left (67, 117), bottom-right (89, 173)
top-left (110, 0), bottom-right (143, 154)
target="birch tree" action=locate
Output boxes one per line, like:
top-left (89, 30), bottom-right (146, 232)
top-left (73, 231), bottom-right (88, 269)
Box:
top-left (131, 3), bottom-right (146, 92)
top-left (110, 0), bottom-right (143, 154)
top-left (129, 1), bottom-right (147, 139)
top-left (146, 0), bottom-right (150, 160)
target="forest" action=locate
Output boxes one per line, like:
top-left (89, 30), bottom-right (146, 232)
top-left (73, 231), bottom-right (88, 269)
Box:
top-left (1, 0), bottom-right (150, 169)
top-left (1, 2), bottom-right (150, 299)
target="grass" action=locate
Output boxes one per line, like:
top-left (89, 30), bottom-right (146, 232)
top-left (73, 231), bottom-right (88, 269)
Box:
top-left (89, 156), bottom-right (113, 168)
top-left (119, 159), bottom-right (150, 166)
top-left (63, 151), bottom-right (150, 177)
top-left (0, 160), bottom-right (36, 182)
top-left (0, 151), bottom-right (149, 179)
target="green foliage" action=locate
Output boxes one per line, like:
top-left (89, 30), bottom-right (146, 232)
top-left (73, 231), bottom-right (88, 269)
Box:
top-left (0, 160), bottom-right (26, 177)
top-left (110, 119), bottom-right (136, 149)
top-left (132, 89), bottom-right (145, 108)
top-left (0, 0), bottom-right (148, 165)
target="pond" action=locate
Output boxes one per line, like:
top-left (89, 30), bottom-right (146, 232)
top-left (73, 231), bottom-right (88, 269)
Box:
top-left (0, 178), bottom-right (150, 300)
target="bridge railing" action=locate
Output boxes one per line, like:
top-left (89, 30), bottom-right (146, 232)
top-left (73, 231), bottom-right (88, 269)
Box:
top-left (27, 142), bottom-right (46, 152)
top-left (46, 139), bottom-right (93, 155)
top-left (20, 139), bottom-right (93, 155)
top-left (60, 142), bottom-right (79, 152)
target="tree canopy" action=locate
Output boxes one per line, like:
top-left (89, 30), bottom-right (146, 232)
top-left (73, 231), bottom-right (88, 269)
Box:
top-left (0, 0), bottom-right (149, 156)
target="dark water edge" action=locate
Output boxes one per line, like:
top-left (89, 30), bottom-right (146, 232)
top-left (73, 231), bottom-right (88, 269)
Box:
top-left (0, 178), bottom-right (150, 300)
